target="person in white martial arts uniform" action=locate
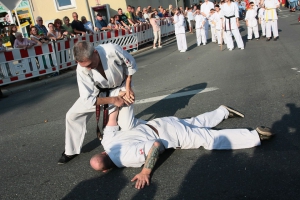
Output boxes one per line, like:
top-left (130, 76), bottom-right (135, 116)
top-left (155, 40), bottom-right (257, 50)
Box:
top-left (263, 0), bottom-right (279, 41)
top-left (173, 8), bottom-right (187, 52)
top-left (90, 105), bottom-right (274, 189)
top-left (208, 8), bottom-right (217, 43)
top-left (58, 41), bottom-right (143, 164)
top-left (245, 2), bottom-right (260, 40)
top-left (258, 5), bottom-right (266, 37)
top-left (201, 0), bottom-right (215, 39)
top-left (220, 0), bottom-right (244, 51)
top-left (194, 9), bottom-right (207, 46)
top-left (214, 4), bottom-right (227, 46)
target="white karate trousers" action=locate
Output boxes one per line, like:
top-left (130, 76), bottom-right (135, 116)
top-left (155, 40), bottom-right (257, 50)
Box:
top-left (176, 33), bottom-right (187, 51)
top-left (65, 98), bottom-right (140, 155)
top-left (266, 20), bottom-right (278, 38)
top-left (196, 28), bottom-right (207, 45)
top-left (173, 106), bottom-right (261, 150)
top-left (260, 21), bottom-right (266, 36)
top-left (247, 25), bottom-right (259, 39)
top-left (225, 28), bottom-right (244, 49)
top-left (216, 29), bottom-right (227, 45)
top-left (211, 26), bottom-right (217, 42)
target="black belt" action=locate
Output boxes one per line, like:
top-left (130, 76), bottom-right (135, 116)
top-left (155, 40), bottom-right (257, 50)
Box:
top-left (95, 80), bottom-right (125, 140)
top-left (146, 124), bottom-right (159, 136)
top-left (224, 15), bottom-right (235, 31)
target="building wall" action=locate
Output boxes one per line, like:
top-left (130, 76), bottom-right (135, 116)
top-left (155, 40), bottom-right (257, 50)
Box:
top-left (31, 0), bottom-right (91, 25)
top-left (30, 0), bottom-right (184, 27)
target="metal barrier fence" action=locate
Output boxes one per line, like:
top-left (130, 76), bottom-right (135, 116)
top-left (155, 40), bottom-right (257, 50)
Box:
top-left (0, 19), bottom-right (174, 86)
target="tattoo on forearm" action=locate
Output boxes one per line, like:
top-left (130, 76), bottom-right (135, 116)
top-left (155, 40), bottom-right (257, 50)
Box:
top-left (144, 145), bottom-right (160, 169)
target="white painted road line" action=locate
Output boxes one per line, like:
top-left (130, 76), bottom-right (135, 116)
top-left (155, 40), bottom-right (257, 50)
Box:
top-left (135, 87), bottom-right (219, 104)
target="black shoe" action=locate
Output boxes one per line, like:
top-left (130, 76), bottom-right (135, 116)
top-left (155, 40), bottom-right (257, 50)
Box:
top-left (274, 37), bottom-right (278, 41)
top-left (256, 126), bottom-right (274, 140)
top-left (58, 152), bottom-right (78, 164)
top-left (266, 38), bottom-right (271, 41)
top-left (221, 105), bottom-right (245, 118)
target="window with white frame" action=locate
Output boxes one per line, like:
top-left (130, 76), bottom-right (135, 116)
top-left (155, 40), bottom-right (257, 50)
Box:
top-left (54, 0), bottom-right (76, 11)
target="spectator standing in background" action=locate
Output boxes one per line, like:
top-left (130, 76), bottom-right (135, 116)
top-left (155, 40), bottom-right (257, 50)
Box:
top-left (30, 26), bottom-right (50, 45)
top-left (143, 7), bottom-right (150, 21)
top-left (158, 6), bottom-right (164, 18)
top-left (47, 23), bottom-right (64, 41)
top-left (54, 18), bottom-right (68, 36)
top-left (14, 32), bottom-right (36, 49)
top-left (9, 24), bottom-right (17, 48)
top-left (35, 16), bottom-right (48, 35)
top-left (95, 14), bottom-right (111, 31)
top-left (149, 12), bottom-right (162, 49)
top-left (71, 12), bottom-right (86, 36)
top-left (118, 8), bottom-right (132, 27)
top-left (187, 7), bottom-right (195, 33)
top-left (125, 5), bottom-right (136, 25)
top-left (81, 16), bottom-right (94, 34)
top-left (62, 16), bottom-right (75, 37)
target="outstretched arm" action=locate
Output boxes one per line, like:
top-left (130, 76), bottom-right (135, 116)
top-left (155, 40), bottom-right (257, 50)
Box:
top-left (131, 141), bottom-right (161, 189)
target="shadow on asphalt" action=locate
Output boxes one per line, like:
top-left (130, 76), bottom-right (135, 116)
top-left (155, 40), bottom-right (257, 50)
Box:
top-left (169, 103), bottom-right (300, 199)
top-left (135, 82), bottom-right (208, 120)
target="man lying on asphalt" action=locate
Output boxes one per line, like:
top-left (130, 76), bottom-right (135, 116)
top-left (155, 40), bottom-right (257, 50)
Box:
top-left (90, 105), bottom-right (274, 189)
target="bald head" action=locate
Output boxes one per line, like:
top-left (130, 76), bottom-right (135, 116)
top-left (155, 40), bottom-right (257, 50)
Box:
top-left (90, 152), bottom-right (113, 171)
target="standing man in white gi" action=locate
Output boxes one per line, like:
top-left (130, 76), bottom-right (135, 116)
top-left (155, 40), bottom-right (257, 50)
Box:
top-left (195, 9), bottom-right (207, 46)
top-left (90, 105), bottom-right (274, 189)
top-left (245, 2), bottom-right (260, 40)
top-left (262, 0), bottom-right (279, 41)
top-left (173, 8), bottom-right (187, 52)
top-left (58, 41), bottom-right (142, 164)
top-left (258, 5), bottom-right (266, 37)
top-left (220, 0), bottom-right (244, 51)
top-left (201, 0), bottom-right (215, 39)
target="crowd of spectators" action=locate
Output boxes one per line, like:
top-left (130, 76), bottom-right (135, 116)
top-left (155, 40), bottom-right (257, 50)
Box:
top-left (2, 0), bottom-right (297, 51)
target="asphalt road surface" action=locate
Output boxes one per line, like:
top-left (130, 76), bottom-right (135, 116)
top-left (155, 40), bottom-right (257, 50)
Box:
top-left (1, 9), bottom-right (300, 200)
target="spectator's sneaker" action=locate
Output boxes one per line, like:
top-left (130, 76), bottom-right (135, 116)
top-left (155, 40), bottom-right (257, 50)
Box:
top-left (221, 105), bottom-right (244, 118)
top-left (153, 46), bottom-right (157, 49)
top-left (256, 126), bottom-right (274, 140)
top-left (158, 45), bottom-right (162, 48)
top-left (58, 152), bottom-right (78, 164)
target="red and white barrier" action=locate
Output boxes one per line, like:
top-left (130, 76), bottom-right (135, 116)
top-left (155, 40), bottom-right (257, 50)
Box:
top-left (0, 43), bottom-right (58, 86)
top-left (97, 29), bottom-right (138, 50)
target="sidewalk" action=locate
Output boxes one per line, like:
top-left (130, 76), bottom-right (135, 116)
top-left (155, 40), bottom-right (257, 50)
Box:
top-left (1, 35), bottom-right (176, 96)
